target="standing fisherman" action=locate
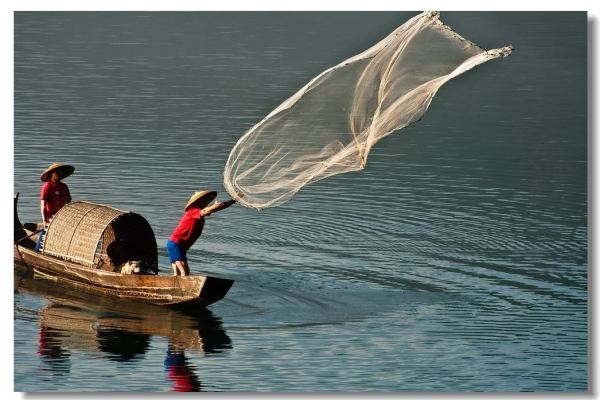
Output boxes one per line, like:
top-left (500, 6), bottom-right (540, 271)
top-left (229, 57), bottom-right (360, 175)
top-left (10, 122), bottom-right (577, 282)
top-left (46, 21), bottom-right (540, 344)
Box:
top-left (35, 163), bottom-right (74, 251)
top-left (167, 190), bottom-right (237, 276)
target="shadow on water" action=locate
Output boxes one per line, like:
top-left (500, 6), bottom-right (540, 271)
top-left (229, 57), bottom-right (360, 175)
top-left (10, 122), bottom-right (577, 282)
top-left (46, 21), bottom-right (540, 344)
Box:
top-left (15, 266), bottom-right (232, 392)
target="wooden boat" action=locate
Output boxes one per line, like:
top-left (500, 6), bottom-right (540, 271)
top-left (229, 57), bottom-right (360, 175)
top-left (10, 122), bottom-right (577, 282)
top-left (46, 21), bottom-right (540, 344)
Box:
top-left (14, 193), bottom-right (234, 309)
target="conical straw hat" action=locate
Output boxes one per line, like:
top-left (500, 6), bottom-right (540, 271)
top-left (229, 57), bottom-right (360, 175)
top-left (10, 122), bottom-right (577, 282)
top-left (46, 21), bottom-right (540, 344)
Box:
top-left (185, 190), bottom-right (217, 210)
top-left (40, 163), bottom-right (75, 182)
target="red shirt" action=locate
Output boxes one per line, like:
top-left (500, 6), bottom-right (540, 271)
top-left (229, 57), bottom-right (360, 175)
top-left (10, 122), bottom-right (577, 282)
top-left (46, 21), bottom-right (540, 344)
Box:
top-left (169, 208), bottom-right (205, 251)
top-left (40, 181), bottom-right (71, 222)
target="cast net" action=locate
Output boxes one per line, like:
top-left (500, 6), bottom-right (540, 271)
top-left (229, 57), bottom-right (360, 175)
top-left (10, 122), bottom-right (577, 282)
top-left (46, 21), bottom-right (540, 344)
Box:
top-left (224, 11), bottom-right (512, 209)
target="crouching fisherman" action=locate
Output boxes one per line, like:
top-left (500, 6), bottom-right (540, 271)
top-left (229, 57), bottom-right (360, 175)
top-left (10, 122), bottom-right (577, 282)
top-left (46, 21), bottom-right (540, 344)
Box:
top-left (167, 190), bottom-right (237, 276)
top-left (35, 163), bottom-right (74, 251)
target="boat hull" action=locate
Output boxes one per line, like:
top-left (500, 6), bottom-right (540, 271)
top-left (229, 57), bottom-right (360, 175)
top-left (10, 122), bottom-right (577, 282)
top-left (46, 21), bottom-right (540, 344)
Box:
top-left (14, 244), bottom-right (234, 308)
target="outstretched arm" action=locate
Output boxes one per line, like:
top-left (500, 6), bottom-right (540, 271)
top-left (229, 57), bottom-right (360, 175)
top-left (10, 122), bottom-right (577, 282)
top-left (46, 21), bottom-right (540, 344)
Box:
top-left (202, 198), bottom-right (237, 217)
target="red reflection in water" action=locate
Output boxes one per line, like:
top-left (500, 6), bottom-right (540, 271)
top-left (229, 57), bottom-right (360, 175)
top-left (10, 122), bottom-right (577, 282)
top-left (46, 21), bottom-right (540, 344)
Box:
top-left (165, 343), bottom-right (201, 392)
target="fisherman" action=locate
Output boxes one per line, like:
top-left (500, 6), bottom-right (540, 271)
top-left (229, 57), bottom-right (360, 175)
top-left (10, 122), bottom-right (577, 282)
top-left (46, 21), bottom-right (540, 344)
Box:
top-left (35, 163), bottom-right (74, 251)
top-left (167, 190), bottom-right (237, 276)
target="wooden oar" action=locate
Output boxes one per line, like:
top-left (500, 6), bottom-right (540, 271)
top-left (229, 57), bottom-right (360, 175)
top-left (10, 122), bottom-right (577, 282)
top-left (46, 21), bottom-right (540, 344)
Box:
top-left (14, 228), bottom-right (44, 245)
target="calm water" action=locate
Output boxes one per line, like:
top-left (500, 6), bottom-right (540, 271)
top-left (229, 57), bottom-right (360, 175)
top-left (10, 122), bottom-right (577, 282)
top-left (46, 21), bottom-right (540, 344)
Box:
top-left (14, 12), bottom-right (587, 392)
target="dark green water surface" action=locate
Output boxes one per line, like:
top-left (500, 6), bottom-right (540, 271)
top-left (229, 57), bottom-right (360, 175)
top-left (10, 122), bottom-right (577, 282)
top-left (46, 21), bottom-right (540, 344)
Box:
top-left (14, 12), bottom-right (587, 391)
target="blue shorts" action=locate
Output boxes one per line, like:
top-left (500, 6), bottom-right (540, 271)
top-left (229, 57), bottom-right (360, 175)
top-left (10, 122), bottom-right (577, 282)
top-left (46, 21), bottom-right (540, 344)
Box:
top-left (34, 229), bottom-right (46, 252)
top-left (166, 240), bottom-right (187, 263)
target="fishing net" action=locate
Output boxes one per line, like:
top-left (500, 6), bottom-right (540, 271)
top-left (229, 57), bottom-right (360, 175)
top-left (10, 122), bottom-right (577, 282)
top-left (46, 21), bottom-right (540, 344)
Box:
top-left (224, 11), bottom-right (512, 209)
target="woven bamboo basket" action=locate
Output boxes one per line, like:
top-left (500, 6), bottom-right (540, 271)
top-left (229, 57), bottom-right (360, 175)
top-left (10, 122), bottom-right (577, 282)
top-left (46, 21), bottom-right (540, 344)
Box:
top-left (42, 201), bottom-right (158, 274)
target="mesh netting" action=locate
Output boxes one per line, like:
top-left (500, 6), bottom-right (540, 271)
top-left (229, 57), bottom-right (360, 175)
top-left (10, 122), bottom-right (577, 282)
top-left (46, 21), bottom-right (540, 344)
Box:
top-left (224, 11), bottom-right (512, 209)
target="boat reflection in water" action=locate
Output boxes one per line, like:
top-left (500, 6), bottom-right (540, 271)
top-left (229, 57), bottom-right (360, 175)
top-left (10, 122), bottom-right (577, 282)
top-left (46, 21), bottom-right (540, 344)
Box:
top-left (16, 267), bottom-right (232, 392)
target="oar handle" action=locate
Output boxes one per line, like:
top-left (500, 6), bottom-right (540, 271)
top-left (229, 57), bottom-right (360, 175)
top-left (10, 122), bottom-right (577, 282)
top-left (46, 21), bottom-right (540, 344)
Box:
top-left (14, 228), bottom-right (44, 245)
